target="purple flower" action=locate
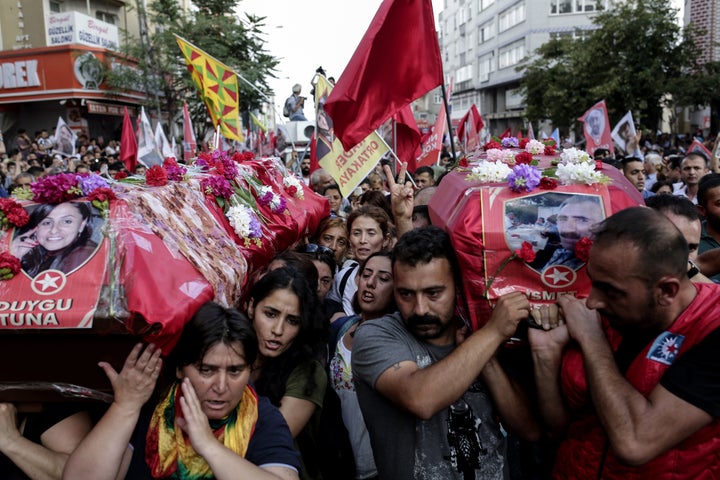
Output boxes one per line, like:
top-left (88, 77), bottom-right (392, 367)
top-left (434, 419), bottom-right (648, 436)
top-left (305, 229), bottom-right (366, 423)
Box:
top-left (248, 215), bottom-right (263, 238)
top-left (508, 164), bottom-right (541, 192)
top-left (165, 163), bottom-right (187, 182)
top-left (201, 175), bottom-right (234, 199)
top-left (258, 190), bottom-right (274, 207)
top-left (501, 137), bottom-right (520, 148)
top-left (79, 173), bottom-right (109, 196)
top-left (218, 156), bottom-right (238, 180)
top-left (195, 156), bottom-right (210, 170)
top-left (31, 173), bottom-right (83, 204)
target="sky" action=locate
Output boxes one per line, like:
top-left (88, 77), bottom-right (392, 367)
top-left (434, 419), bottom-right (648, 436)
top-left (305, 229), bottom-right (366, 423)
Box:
top-left (237, 0), bottom-right (445, 121)
top-left (237, 0), bottom-right (683, 122)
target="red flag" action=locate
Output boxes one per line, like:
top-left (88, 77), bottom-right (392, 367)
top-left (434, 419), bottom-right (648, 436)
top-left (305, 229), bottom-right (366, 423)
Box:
top-left (325, 0), bottom-right (443, 151)
top-left (309, 132), bottom-right (319, 174)
top-left (392, 105), bottom-right (422, 173)
top-left (120, 106), bottom-right (137, 172)
top-left (578, 100), bottom-right (613, 157)
top-left (182, 101), bottom-right (197, 162)
top-left (456, 104), bottom-right (484, 152)
top-left (499, 127), bottom-right (512, 139)
top-left (416, 103), bottom-right (446, 168)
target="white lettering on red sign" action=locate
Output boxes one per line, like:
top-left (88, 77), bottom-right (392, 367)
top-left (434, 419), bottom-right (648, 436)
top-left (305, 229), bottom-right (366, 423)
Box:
top-left (0, 60), bottom-right (40, 89)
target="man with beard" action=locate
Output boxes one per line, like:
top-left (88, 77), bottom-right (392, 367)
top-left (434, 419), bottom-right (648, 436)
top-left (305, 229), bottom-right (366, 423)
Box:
top-left (300, 156), bottom-right (311, 186)
top-left (529, 207), bottom-right (720, 479)
top-left (529, 195), bottom-right (604, 272)
top-left (352, 226), bottom-right (540, 479)
top-left (697, 174), bottom-right (720, 283)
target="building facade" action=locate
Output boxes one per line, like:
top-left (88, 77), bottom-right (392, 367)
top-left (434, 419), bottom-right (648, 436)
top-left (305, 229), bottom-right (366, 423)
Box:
top-left (438, 0), bottom-right (608, 137)
top-left (0, 0), bottom-right (182, 147)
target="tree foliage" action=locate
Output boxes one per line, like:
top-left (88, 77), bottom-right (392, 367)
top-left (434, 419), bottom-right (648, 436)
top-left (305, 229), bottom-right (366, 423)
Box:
top-left (105, 0), bottom-right (279, 139)
top-left (517, 0), bottom-right (718, 133)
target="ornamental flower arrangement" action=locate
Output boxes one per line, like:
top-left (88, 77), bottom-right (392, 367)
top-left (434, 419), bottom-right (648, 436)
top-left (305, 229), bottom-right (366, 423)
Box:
top-left (257, 185), bottom-right (288, 215)
top-left (194, 150), bottom-right (268, 246)
top-left (0, 198), bottom-right (29, 231)
top-left (225, 200), bottom-right (263, 247)
top-left (31, 173), bottom-right (110, 204)
top-left (485, 241), bottom-right (537, 299)
top-left (466, 160), bottom-right (513, 183)
top-left (0, 251), bottom-right (21, 280)
top-left (163, 157), bottom-right (188, 182)
top-left (283, 175), bottom-right (304, 200)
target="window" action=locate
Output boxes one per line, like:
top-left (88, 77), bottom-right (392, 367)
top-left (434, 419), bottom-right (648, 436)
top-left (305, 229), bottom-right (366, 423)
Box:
top-left (96, 11), bottom-right (117, 25)
top-left (49, 1), bottom-right (61, 13)
top-left (455, 64), bottom-right (473, 83)
top-left (479, 52), bottom-right (494, 82)
top-left (499, 3), bottom-right (525, 32)
top-left (550, 0), bottom-right (607, 15)
top-left (433, 93), bottom-right (444, 104)
top-left (479, 20), bottom-right (495, 44)
top-left (498, 39), bottom-right (525, 69)
top-left (479, 0), bottom-right (494, 11)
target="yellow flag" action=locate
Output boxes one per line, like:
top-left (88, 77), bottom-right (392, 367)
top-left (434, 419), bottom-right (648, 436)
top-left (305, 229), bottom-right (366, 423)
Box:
top-left (314, 75), bottom-right (389, 198)
top-left (176, 36), bottom-right (242, 142)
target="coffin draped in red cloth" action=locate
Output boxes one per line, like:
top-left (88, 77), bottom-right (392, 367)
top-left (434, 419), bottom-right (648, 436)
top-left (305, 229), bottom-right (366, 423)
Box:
top-left (429, 156), bottom-right (642, 331)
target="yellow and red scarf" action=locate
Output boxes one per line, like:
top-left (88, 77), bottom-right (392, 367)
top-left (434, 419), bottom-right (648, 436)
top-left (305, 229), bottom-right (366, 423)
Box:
top-left (145, 383), bottom-right (259, 479)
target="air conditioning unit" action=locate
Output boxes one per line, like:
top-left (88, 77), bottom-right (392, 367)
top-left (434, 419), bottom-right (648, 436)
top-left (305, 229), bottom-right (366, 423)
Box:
top-left (285, 120), bottom-right (314, 143)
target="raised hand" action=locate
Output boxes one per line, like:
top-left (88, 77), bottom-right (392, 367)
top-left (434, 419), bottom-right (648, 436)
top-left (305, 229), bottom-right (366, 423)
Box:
top-left (383, 162), bottom-right (414, 235)
top-left (177, 378), bottom-right (217, 458)
top-left (99, 343), bottom-right (162, 413)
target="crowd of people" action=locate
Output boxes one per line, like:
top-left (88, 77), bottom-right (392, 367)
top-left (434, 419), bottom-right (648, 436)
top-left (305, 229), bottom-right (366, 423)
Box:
top-left (0, 122), bottom-right (719, 480)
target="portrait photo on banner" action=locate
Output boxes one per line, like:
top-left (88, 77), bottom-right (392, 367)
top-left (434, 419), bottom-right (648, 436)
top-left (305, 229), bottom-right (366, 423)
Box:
top-left (504, 192), bottom-right (605, 273)
top-left (11, 201), bottom-right (105, 278)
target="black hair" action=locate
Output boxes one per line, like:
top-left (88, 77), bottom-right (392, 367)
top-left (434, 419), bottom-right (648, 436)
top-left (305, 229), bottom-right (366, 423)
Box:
top-left (592, 207), bottom-right (687, 283)
top-left (248, 266), bottom-right (326, 405)
top-left (650, 179), bottom-right (675, 194)
top-left (414, 166), bottom-right (435, 179)
top-left (20, 202), bottom-right (96, 277)
top-left (682, 151), bottom-right (709, 168)
top-left (697, 173), bottom-right (720, 208)
top-left (645, 194), bottom-right (699, 222)
top-left (392, 226), bottom-right (462, 290)
top-left (621, 156), bottom-right (644, 172)
top-left (166, 302), bottom-right (258, 374)
top-left (351, 251), bottom-right (396, 316)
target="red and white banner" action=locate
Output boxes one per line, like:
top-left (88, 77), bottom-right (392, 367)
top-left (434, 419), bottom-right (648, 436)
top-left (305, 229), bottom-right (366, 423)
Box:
top-left (578, 100), bottom-right (613, 157)
top-left (456, 104), bottom-right (484, 153)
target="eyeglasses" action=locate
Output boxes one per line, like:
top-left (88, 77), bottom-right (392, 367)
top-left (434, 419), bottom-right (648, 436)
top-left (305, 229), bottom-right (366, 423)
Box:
top-left (304, 243), bottom-right (334, 256)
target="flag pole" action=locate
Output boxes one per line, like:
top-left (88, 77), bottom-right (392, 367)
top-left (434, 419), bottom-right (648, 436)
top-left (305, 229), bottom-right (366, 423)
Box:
top-left (440, 82), bottom-right (457, 162)
top-left (376, 134), bottom-right (418, 189)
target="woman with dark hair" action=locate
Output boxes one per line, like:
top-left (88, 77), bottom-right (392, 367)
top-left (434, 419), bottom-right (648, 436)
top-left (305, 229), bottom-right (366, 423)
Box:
top-left (326, 205), bottom-right (392, 319)
top-left (247, 267), bottom-right (328, 480)
top-left (329, 251), bottom-right (395, 479)
top-left (13, 201), bottom-right (98, 277)
top-left (63, 302), bottom-right (301, 479)
top-left (313, 216), bottom-right (348, 267)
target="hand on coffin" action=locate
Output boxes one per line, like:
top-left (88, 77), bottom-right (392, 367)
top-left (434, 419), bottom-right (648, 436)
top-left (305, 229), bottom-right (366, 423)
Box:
top-left (99, 343), bottom-right (163, 414)
top-left (485, 291), bottom-right (531, 340)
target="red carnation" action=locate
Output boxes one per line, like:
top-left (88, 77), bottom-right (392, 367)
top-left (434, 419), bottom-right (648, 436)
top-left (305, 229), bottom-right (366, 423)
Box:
top-left (544, 144), bottom-right (557, 155)
top-left (519, 138), bottom-right (529, 149)
top-left (595, 160), bottom-right (603, 170)
top-left (114, 171), bottom-right (128, 180)
top-left (484, 140), bottom-right (502, 150)
top-left (515, 151), bottom-right (533, 165)
top-left (459, 157), bottom-right (469, 168)
top-left (539, 177), bottom-right (558, 190)
top-left (0, 251), bottom-right (21, 280)
top-left (287, 185), bottom-right (298, 196)
top-left (515, 241), bottom-right (537, 263)
top-left (88, 187), bottom-right (117, 203)
top-left (575, 237), bottom-right (593, 263)
top-left (145, 165), bottom-right (168, 186)
top-left (163, 157), bottom-right (179, 168)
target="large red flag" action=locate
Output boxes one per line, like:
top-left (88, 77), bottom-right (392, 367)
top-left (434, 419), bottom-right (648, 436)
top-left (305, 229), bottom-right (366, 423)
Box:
top-left (392, 105), bottom-right (422, 173)
top-left (325, 0), bottom-right (443, 151)
top-left (120, 106), bottom-right (137, 172)
top-left (578, 100), bottom-right (613, 157)
top-left (456, 104), bottom-right (484, 152)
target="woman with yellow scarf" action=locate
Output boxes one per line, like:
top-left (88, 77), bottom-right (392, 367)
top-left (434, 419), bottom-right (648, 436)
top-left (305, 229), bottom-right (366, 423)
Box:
top-left (63, 302), bottom-right (301, 480)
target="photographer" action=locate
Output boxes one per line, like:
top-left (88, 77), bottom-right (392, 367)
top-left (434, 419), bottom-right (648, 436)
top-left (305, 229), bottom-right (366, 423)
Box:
top-left (284, 84), bottom-right (308, 121)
